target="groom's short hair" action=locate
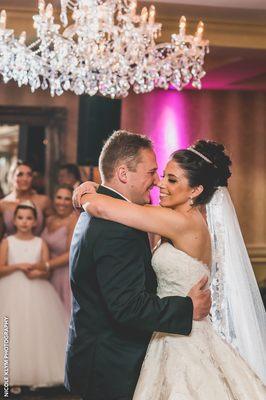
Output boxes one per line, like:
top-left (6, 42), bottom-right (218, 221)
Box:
top-left (99, 130), bottom-right (153, 182)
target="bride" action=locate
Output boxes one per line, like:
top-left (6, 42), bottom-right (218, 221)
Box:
top-left (74, 139), bottom-right (266, 399)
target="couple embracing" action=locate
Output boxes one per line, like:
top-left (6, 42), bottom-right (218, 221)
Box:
top-left (65, 130), bottom-right (266, 400)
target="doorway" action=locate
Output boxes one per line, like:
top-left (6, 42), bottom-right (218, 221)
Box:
top-left (0, 106), bottom-right (67, 196)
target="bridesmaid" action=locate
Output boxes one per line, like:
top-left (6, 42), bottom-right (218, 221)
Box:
top-left (0, 161), bottom-right (52, 239)
top-left (37, 184), bottom-right (78, 318)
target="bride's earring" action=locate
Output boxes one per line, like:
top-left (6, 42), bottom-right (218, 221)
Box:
top-left (189, 197), bottom-right (194, 206)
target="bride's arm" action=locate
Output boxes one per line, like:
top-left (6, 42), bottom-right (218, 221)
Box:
top-left (81, 193), bottom-right (185, 239)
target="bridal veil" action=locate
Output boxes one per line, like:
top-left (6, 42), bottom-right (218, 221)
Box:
top-left (207, 187), bottom-right (266, 384)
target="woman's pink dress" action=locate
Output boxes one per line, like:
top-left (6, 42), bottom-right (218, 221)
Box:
top-left (42, 225), bottom-right (71, 318)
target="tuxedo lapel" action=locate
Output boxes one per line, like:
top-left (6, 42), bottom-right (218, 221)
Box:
top-left (97, 185), bottom-right (157, 293)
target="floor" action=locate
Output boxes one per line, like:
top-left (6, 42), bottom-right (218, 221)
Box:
top-left (0, 386), bottom-right (80, 399)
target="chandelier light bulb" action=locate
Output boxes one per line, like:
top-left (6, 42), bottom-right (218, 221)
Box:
top-left (140, 7), bottom-right (148, 25)
top-left (0, 10), bottom-right (7, 30)
top-left (38, 0), bottom-right (46, 15)
top-left (148, 5), bottom-right (156, 25)
top-left (196, 21), bottom-right (204, 40)
top-left (179, 15), bottom-right (186, 36)
top-left (45, 3), bottom-right (54, 19)
top-left (0, 0), bottom-right (209, 97)
top-left (19, 31), bottom-right (27, 44)
top-left (130, 0), bottom-right (137, 16)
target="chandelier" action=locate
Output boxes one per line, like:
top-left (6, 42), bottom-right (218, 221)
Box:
top-left (0, 0), bottom-right (209, 98)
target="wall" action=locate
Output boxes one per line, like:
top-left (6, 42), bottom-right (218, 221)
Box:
top-left (0, 80), bottom-right (265, 282)
top-left (121, 89), bottom-right (266, 282)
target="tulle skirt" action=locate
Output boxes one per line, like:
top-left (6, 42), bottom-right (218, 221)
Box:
top-left (0, 271), bottom-right (68, 387)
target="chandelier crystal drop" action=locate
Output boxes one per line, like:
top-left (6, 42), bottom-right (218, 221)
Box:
top-left (0, 0), bottom-right (209, 97)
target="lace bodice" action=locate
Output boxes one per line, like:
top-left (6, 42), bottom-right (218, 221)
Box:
top-left (152, 242), bottom-right (211, 298)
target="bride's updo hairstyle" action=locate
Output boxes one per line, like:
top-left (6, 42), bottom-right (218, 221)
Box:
top-left (171, 140), bottom-right (232, 206)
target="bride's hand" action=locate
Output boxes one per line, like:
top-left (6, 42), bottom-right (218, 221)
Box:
top-left (72, 181), bottom-right (99, 209)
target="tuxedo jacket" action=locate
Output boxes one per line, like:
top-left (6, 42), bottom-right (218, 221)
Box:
top-left (65, 186), bottom-right (193, 400)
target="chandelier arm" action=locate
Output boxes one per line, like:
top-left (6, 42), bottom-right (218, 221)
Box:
top-left (0, 0), bottom-right (209, 97)
top-left (28, 38), bottom-right (42, 50)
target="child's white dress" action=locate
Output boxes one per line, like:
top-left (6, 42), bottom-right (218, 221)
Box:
top-left (0, 235), bottom-right (68, 387)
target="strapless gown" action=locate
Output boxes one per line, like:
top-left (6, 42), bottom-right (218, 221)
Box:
top-left (133, 243), bottom-right (266, 400)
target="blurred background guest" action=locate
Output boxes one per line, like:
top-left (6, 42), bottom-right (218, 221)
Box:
top-left (0, 161), bottom-right (52, 240)
top-left (57, 163), bottom-right (82, 189)
top-left (35, 184), bottom-right (78, 318)
top-left (32, 170), bottom-right (46, 195)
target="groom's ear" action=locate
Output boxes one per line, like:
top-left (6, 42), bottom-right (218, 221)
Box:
top-left (116, 164), bottom-right (128, 184)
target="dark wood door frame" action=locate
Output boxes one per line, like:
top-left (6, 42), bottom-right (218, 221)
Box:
top-left (0, 106), bottom-right (66, 127)
top-left (0, 105), bottom-right (67, 195)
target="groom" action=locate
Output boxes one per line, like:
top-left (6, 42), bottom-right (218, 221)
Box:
top-left (65, 130), bottom-right (211, 400)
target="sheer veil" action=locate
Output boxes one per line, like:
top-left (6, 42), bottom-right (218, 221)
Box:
top-left (206, 187), bottom-right (266, 384)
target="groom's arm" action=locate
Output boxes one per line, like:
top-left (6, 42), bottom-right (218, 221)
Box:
top-left (93, 223), bottom-right (193, 335)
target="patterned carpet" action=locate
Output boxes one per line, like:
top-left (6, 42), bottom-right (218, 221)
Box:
top-left (0, 386), bottom-right (80, 399)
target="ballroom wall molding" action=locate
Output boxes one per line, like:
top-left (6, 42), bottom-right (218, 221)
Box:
top-left (0, 105), bottom-right (66, 128)
top-left (248, 246), bottom-right (266, 285)
top-left (144, 3), bottom-right (266, 50)
top-left (2, 3), bottom-right (266, 50)
top-left (0, 81), bottom-right (79, 163)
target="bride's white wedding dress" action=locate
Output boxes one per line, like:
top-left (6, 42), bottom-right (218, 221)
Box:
top-left (133, 242), bottom-right (266, 400)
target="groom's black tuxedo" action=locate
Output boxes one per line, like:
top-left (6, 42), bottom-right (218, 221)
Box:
top-left (65, 186), bottom-right (193, 400)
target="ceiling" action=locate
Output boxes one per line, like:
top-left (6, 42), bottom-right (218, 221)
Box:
top-left (151, 1), bottom-right (266, 10)
top-left (196, 48), bottom-right (266, 91)
top-left (2, 0), bottom-right (266, 10)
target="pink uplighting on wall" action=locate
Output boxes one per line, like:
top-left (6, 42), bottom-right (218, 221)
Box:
top-left (121, 89), bottom-right (193, 203)
top-left (139, 91), bottom-right (190, 203)
top-left (152, 102), bottom-right (188, 174)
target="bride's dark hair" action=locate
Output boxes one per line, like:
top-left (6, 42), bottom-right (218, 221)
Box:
top-left (171, 140), bottom-right (232, 206)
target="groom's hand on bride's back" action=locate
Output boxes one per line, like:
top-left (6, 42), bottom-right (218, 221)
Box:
top-left (188, 275), bottom-right (211, 321)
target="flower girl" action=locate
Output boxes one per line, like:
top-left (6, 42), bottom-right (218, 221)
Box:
top-left (0, 201), bottom-right (68, 394)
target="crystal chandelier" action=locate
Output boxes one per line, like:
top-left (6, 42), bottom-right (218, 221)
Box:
top-left (0, 0), bottom-right (209, 97)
